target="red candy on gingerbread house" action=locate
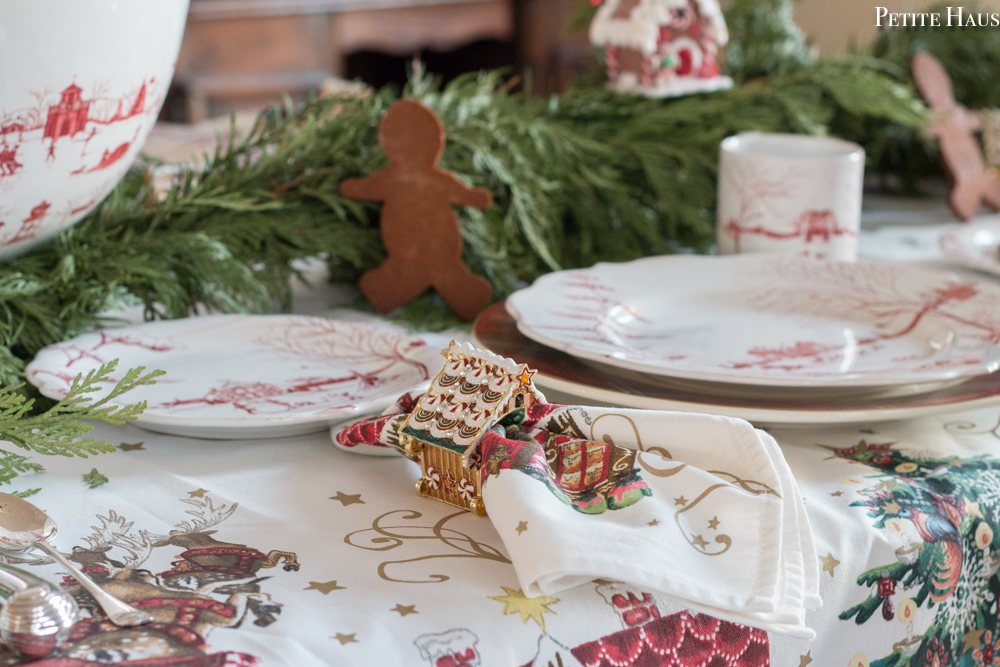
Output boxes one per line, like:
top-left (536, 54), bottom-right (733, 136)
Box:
top-left (590, 0), bottom-right (733, 98)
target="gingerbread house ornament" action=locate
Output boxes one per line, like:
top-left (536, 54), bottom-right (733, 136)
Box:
top-left (590, 0), bottom-right (733, 98)
top-left (400, 341), bottom-right (545, 515)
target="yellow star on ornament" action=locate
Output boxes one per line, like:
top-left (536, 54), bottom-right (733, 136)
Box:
top-left (333, 633), bottom-right (358, 645)
top-left (674, 495), bottom-right (688, 506)
top-left (391, 604), bottom-right (418, 616)
top-left (187, 489), bottom-right (208, 498)
top-left (306, 580), bottom-right (346, 594)
top-left (516, 366), bottom-right (536, 387)
top-left (330, 492), bottom-right (365, 506)
top-left (488, 586), bottom-right (559, 632)
top-left (692, 534), bottom-right (710, 548)
top-left (963, 628), bottom-right (987, 654)
top-left (648, 519), bottom-right (660, 527)
top-left (119, 442), bottom-right (145, 451)
top-left (799, 651), bottom-right (813, 667)
top-left (819, 552), bottom-right (840, 577)
top-left (882, 500), bottom-right (902, 515)
top-left (707, 516), bottom-right (720, 530)
top-left (516, 521), bottom-right (528, 535)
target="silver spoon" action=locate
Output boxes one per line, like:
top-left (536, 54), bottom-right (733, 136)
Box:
top-left (0, 492), bottom-right (152, 627)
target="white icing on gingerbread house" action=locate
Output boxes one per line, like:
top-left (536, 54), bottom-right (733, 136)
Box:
top-left (590, 0), bottom-right (733, 98)
top-left (402, 341), bottom-right (545, 514)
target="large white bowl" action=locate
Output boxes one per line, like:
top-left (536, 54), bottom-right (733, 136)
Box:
top-left (0, 1), bottom-right (190, 260)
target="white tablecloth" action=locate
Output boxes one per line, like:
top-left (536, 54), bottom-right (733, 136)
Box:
top-left (1, 402), bottom-right (999, 667)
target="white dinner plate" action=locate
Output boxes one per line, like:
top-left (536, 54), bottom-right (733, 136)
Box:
top-left (507, 254), bottom-right (1000, 388)
top-left (474, 303), bottom-right (1000, 426)
top-left (26, 315), bottom-right (447, 439)
top-left (941, 218), bottom-right (1000, 276)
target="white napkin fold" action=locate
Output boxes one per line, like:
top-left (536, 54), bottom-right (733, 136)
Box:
top-left (332, 401), bottom-right (821, 638)
top-left (478, 405), bottom-right (820, 639)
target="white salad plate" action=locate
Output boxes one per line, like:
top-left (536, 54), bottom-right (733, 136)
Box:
top-left (26, 315), bottom-right (447, 439)
top-left (506, 254), bottom-right (1000, 388)
top-left (941, 219), bottom-right (1000, 277)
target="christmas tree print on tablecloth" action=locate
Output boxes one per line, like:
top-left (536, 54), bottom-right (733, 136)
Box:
top-left (830, 440), bottom-right (1000, 667)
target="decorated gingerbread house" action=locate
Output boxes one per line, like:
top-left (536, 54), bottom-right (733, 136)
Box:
top-left (400, 341), bottom-right (544, 515)
top-left (590, 0), bottom-right (733, 98)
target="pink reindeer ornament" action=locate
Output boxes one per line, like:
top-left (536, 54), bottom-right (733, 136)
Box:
top-left (912, 51), bottom-right (1000, 221)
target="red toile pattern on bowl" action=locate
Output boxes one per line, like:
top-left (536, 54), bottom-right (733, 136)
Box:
top-left (0, 1), bottom-right (189, 260)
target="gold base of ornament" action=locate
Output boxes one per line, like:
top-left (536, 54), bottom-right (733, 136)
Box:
top-left (404, 434), bottom-right (486, 516)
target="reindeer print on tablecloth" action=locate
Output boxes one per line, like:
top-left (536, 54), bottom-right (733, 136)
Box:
top-left (0, 494), bottom-right (298, 666)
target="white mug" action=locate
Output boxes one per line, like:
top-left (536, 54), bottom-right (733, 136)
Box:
top-left (716, 132), bottom-right (865, 261)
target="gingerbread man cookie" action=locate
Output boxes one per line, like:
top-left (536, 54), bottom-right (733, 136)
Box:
top-left (340, 100), bottom-right (494, 320)
top-left (912, 51), bottom-right (1000, 220)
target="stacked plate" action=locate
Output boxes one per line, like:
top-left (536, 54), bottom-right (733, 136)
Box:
top-left (473, 254), bottom-right (1000, 425)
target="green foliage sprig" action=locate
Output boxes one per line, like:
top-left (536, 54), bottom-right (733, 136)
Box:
top-left (0, 361), bottom-right (162, 487)
top-left (1, 361), bottom-right (163, 457)
top-left (83, 468), bottom-right (109, 489)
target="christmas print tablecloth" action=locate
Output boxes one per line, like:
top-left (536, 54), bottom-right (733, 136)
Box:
top-left (3, 404), bottom-right (1000, 667)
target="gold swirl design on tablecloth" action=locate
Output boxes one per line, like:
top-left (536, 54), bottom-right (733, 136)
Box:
top-left (344, 509), bottom-right (510, 584)
top-left (944, 413), bottom-right (1000, 439)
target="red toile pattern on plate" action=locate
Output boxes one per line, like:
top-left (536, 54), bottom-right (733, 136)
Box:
top-left (473, 303), bottom-right (1000, 424)
top-left (506, 255), bottom-right (1000, 388)
top-left (25, 315), bottom-right (447, 439)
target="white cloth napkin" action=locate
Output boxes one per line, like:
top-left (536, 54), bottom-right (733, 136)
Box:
top-left (333, 401), bottom-right (821, 638)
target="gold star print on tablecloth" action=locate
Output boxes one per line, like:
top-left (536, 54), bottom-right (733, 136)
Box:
top-left (331, 492), bottom-right (365, 506)
top-left (391, 604), bottom-right (418, 616)
top-left (489, 587), bottom-right (559, 633)
top-left (830, 491), bottom-right (843, 497)
top-left (819, 552), bottom-right (840, 577)
top-left (648, 519), bottom-right (660, 527)
top-left (964, 628), bottom-right (987, 653)
top-left (799, 650), bottom-right (813, 666)
top-left (674, 495), bottom-right (688, 506)
top-left (187, 489), bottom-right (208, 498)
top-left (707, 516), bottom-right (720, 529)
top-left (516, 521), bottom-right (528, 535)
top-left (119, 442), bottom-right (144, 451)
top-left (881, 499), bottom-right (902, 515)
top-left (333, 633), bottom-right (358, 645)
top-left (306, 581), bottom-right (346, 594)
top-left (692, 534), bottom-right (710, 548)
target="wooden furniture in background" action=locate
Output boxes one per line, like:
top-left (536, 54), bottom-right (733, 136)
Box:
top-left (176, 0), bottom-right (516, 122)
top-left (514, 0), bottom-right (591, 94)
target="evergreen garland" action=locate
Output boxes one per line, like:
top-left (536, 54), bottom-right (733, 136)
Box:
top-left (0, 60), bottom-right (924, 385)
